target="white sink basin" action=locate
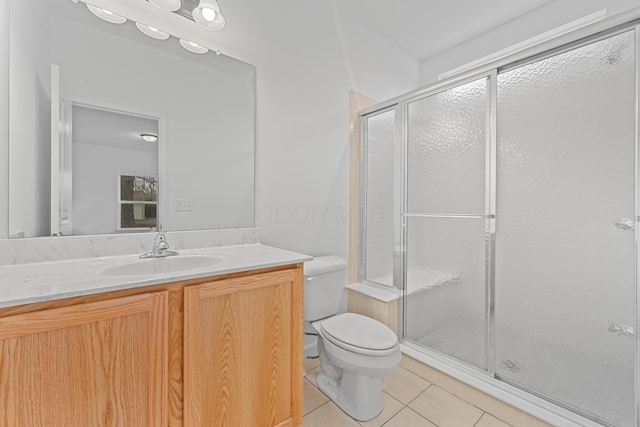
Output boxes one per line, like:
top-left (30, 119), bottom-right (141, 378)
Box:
top-left (102, 255), bottom-right (227, 276)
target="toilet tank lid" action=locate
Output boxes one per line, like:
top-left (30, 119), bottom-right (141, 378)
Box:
top-left (304, 255), bottom-right (347, 276)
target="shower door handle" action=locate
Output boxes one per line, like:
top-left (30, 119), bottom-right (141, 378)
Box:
top-left (613, 218), bottom-right (635, 231)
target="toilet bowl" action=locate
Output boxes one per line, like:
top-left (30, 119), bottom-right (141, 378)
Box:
top-left (312, 312), bottom-right (401, 421)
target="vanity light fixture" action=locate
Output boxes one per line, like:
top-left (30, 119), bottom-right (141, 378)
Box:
top-left (135, 23), bottom-right (170, 40)
top-left (86, 4), bottom-right (127, 24)
top-left (179, 39), bottom-right (209, 54)
top-left (140, 133), bottom-right (158, 143)
top-left (79, 0), bottom-right (221, 56)
top-left (148, 0), bottom-right (182, 12)
top-left (192, 0), bottom-right (226, 31)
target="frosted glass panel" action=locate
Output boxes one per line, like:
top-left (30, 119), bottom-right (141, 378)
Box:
top-left (407, 78), bottom-right (487, 214)
top-left (364, 110), bottom-right (395, 286)
top-left (405, 217), bottom-right (487, 370)
top-left (496, 31), bottom-right (635, 426)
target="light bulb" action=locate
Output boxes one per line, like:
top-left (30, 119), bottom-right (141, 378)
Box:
top-left (201, 7), bottom-right (216, 22)
top-left (179, 39), bottom-right (208, 54)
top-left (193, 0), bottom-right (225, 31)
top-left (86, 4), bottom-right (127, 24)
top-left (135, 22), bottom-right (170, 40)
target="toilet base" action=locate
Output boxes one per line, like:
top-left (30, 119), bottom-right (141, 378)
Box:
top-left (316, 371), bottom-right (384, 421)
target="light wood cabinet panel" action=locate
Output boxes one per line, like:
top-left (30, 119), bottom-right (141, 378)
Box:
top-left (0, 263), bottom-right (303, 427)
top-left (184, 268), bottom-right (303, 427)
top-left (0, 291), bottom-right (168, 427)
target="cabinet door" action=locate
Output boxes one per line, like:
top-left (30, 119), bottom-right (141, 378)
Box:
top-left (184, 268), bottom-right (303, 427)
top-left (0, 291), bottom-right (168, 427)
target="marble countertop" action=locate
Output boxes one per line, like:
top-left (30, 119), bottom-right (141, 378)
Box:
top-left (0, 244), bottom-right (312, 308)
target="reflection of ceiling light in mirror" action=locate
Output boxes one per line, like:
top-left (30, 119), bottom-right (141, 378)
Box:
top-left (140, 134), bottom-right (158, 143)
top-left (135, 23), bottom-right (170, 40)
top-left (193, 0), bottom-right (226, 31)
top-left (148, 0), bottom-right (181, 12)
top-left (86, 4), bottom-right (127, 24)
top-left (179, 39), bottom-right (209, 54)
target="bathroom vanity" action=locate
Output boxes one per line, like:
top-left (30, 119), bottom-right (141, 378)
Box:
top-left (0, 244), bottom-right (309, 427)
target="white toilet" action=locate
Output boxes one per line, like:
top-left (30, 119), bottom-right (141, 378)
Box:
top-left (304, 256), bottom-right (401, 421)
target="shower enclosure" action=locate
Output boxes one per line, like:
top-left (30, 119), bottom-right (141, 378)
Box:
top-left (359, 16), bottom-right (639, 427)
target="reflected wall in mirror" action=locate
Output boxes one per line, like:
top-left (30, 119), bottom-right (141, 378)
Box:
top-left (7, 0), bottom-right (255, 238)
top-left (70, 105), bottom-right (159, 235)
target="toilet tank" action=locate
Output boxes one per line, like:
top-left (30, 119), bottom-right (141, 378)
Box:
top-left (303, 256), bottom-right (347, 322)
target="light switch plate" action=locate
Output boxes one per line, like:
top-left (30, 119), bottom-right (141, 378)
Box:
top-left (176, 199), bottom-right (193, 211)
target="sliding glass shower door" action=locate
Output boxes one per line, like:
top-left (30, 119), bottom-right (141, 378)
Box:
top-left (404, 76), bottom-right (492, 371)
top-left (494, 30), bottom-right (636, 426)
top-left (392, 26), bottom-right (638, 426)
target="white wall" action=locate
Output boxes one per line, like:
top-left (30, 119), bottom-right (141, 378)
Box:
top-left (0, 0), bottom-right (8, 239)
top-left (8, 0), bottom-right (51, 238)
top-left (420, 0), bottom-right (640, 85)
top-left (220, 0), bottom-right (421, 259)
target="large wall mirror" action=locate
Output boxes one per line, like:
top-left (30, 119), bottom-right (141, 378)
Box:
top-left (7, 0), bottom-right (255, 238)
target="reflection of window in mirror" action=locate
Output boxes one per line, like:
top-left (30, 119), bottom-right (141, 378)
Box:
top-left (119, 175), bottom-right (158, 230)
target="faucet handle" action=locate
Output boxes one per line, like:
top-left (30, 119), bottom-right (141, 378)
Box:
top-left (140, 226), bottom-right (177, 258)
top-left (152, 225), bottom-right (169, 253)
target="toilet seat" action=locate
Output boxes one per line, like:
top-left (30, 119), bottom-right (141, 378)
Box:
top-left (320, 313), bottom-right (399, 356)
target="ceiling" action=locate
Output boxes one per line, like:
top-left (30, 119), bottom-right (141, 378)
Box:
top-left (335, 0), bottom-right (555, 61)
top-left (73, 105), bottom-right (159, 152)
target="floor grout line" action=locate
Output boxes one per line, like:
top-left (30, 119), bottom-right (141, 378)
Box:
top-left (304, 399), bottom-right (333, 419)
top-left (303, 367), bottom-right (517, 427)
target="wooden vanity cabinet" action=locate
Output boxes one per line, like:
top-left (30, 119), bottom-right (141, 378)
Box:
top-left (0, 291), bottom-right (168, 427)
top-left (183, 268), bottom-right (304, 427)
top-left (0, 263), bottom-right (303, 427)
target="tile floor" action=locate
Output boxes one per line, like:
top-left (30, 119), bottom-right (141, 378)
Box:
top-left (302, 359), bottom-right (514, 427)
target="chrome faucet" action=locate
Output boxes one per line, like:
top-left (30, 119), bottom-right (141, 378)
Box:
top-left (140, 226), bottom-right (179, 258)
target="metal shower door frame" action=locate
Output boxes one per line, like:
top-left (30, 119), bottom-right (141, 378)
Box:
top-left (399, 71), bottom-right (496, 374)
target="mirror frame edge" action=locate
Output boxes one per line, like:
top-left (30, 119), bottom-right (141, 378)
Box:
top-left (0, 0), bottom-right (9, 239)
